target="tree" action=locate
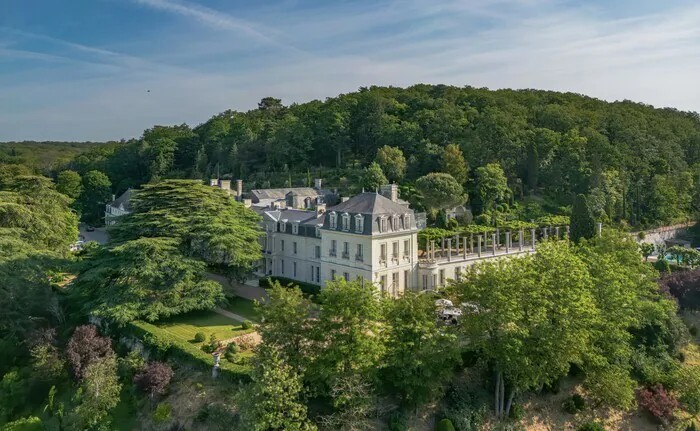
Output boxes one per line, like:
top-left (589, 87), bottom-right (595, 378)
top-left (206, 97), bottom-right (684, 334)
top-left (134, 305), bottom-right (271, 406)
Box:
top-left (441, 144), bottom-right (468, 184)
top-left (415, 173), bottom-right (466, 211)
top-left (70, 356), bottom-right (121, 429)
top-left (55, 170), bottom-right (82, 199)
top-left (241, 343), bottom-right (316, 431)
top-left (308, 278), bottom-right (385, 395)
top-left (134, 362), bottom-right (173, 399)
top-left (375, 145), bottom-right (406, 182)
top-left (71, 237), bottom-right (224, 325)
top-left (108, 180), bottom-right (262, 282)
top-left (80, 170), bottom-right (112, 226)
top-left (473, 163), bottom-right (510, 214)
top-left (382, 293), bottom-right (461, 407)
top-left (450, 242), bottom-right (596, 418)
top-left (570, 194), bottom-right (596, 242)
top-left (362, 162), bottom-right (388, 192)
top-left (256, 283), bottom-right (314, 373)
top-left (640, 242), bottom-right (655, 262)
top-left (66, 325), bottom-right (113, 381)
top-left (675, 366), bottom-right (700, 415)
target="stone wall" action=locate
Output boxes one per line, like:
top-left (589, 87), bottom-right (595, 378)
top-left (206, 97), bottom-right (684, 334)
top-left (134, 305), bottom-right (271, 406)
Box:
top-left (632, 222), bottom-right (695, 251)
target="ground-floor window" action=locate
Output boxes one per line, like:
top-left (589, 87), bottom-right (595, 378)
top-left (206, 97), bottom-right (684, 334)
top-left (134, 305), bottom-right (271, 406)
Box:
top-left (422, 274), bottom-right (428, 291)
top-left (293, 262), bottom-right (297, 277)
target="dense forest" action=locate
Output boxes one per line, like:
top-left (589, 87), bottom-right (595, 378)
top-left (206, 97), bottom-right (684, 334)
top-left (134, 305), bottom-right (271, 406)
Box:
top-left (19, 84), bottom-right (700, 229)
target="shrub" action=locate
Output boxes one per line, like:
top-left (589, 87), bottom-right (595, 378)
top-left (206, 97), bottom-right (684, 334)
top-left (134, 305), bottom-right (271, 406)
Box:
top-left (259, 276), bottom-right (320, 296)
top-left (235, 334), bottom-right (256, 351)
top-left (690, 325), bottom-right (698, 337)
top-left (676, 366), bottom-right (700, 414)
top-left (638, 231), bottom-right (646, 240)
top-left (194, 332), bottom-right (206, 343)
top-left (195, 383), bottom-right (204, 391)
top-left (152, 403), bottom-right (173, 425)
top-left (686, 421), bottom-right (697, 431)
top-left (509, 403), bottom-right (524, 421)
top-left (388, 411), bottom-right (408, 431)
top-left (226, 343), bottom-right (240, 354)
top-left (134, 362), bottom-right (173, 397)
top-left (578, 422), bottom-right (605, 431)
top-left (201, 334), bottom-right (220, 354)
top-left (1, 416), bottom-right (43, 431)
top-left (562, 394), bottom-right (585, 414)
top-left (655, 258), bottom-right (672, 274)
top-left (638, 384), bottom-right (678, 423)
top-left (440, 380), bottom-right (487, 431)
top-left (224, 351), bottom-right (237, 363)
top-left (241, 320), bottom-right (253, 330)
top-left (436, 418), bottom-right (456, 431)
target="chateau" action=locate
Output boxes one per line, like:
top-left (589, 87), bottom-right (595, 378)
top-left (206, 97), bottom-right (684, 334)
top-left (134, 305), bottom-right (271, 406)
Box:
top-left (209, 179), bottom-right (566, 297)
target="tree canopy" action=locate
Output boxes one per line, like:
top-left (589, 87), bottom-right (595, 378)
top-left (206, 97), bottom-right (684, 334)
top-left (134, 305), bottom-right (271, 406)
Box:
top-left (415, 173), bottom-right (466, 210)
top-left (375, 145), bottom-right (407, 182)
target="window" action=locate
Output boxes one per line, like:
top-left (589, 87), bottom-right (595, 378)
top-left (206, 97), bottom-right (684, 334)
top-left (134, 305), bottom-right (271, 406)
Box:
top-left (343, 242), bottom-right (349, 259)
top-left (380, 275), bottom-right (387, 292)
top-left (315, 226), bottom-right (321, 238)
top-left (330, 240), bottom-right (337, 257)
top-left (392, 241), bottom-right (399, 259)
top-left (380, 243), bottom-right (387, 262)
top-left (355, 214), bottom-right (364, 233)
top-left (331, 269), bottom-right (336, 280)
top-left (403, 214), bottom-right (411, 229)
top-left (280, 260), bottom-right (285, 275)
top-left (344, 272), bottom-right (350, 281)
top-left (280, 222), bottom-right (286, 232)
top-left (356, 244), bottom-right (363, 261)
top-left (392, 215), bottom-right (400, 231)
top-left (292, 223), bottom-right (299, 235)
top-left (329, 212), bottom-right (337, 229)
top-left (403, 240), bottom-right (410, 257)
top-left (379, 217), bottom-right (387, 233)
top-left (422, 274), bottom-right (428, 291)
top-left (392, 272), bottom-right (398, 295)
top-left (404, 270), bottom-right (410, 290)
top-left (439, 269), bottom-right (445, 287)
top-left (316, 266), bottom-right (320, 283)
top-left (293, 242), bottom-right (297, 255)
top-left (293, 262), bottom-right (297, 277)
top-left (341, 213), bottom-right (350, 231)
top-left (280, 240), bottom-right (285, 252)
top-left (315, 246), bottom-right (321, 259)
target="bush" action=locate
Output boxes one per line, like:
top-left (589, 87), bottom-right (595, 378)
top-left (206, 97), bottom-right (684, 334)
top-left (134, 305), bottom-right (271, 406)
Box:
top-left (562, 394), bottom-right (585, 414)
top-left (152, 403), bottom-right (173, 425)
top-left (655, 258), bottom-right (672, 273)
top-left (638, 384), bottom-right (678, 423)
top-left (690, 325), bottom-right (698, 337)
top-left (676, 366), bottom-right (700, 415)
top-left (440, 380), bottom-right (487, 431)
top-left (638, 231), bottom-right (646, 240)
top-left (578, 422), bottom-right (605, 431)
top-left (224, 351), bottom-right (237, 363)
top-left (226, 343), bottom-right (240, 354)
top-left (1, 416), bottom-right (43, 431)
top-left (509, 403), bottom-right (524, 421)
top-left (194, 332), bottom-right (206, 343)
top-left (436, 419), bottom-right (456, 431)
top-left (259, 276), bottom-right (320, 296)
top-left (241, 320), bottom-right (253, 330)
top-left (388, 411), bottom-right (408, 431)
top-left (201, 334), bottom-right (220, 354)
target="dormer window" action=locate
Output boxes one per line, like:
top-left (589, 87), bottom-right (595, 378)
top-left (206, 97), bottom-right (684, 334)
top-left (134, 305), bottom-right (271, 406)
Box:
top-left (292, 223), bottom-right (299, 235)
top-left (341, 213), bottom-right (350, 231)
top-left (403, 214), bottom-right (411, 229)
top-left (280, 221), bottom-right (287, 233)
top-left (392, 215), bottom-right (400, 231)
top-left (329, 212), bottom-right (338, 229)
top-left (379, 216), bottom-right (388, 233)
top-left (315, 226), bottom-right (321, 238)
top-left (355, 214), bottom-right (364, 233)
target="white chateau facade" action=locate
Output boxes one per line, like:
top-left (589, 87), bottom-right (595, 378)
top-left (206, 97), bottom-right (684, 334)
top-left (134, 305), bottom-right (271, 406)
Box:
top-left (104, 189), bottom-right (134, 226)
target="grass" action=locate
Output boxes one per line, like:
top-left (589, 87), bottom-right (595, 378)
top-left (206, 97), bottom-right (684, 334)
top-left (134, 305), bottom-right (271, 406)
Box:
top-left (225, 296), bottom-right (259, 322)
top-left (153, 310), bottom-right (249, 344)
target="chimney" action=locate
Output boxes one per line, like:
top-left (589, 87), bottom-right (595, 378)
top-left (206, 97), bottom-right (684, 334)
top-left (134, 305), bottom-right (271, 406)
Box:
top-left (314, 178), bottom-right (322, 190)
top-left (209, 179), bottom-right (219, 187)
top-left (111, 194), bottom-right (116, 202)
top-left (341, 197), bottom-right (350, 203)
top-left (219, 179), bottom-right (231, 191)
top-left (380, 183), bottom-right (398, 202)
top-left (316, 203), bottom-right (326, 217)
top-left (235, 179), bottom-right (243, 198)
top-left (242, 199), bottom-right (252, 208)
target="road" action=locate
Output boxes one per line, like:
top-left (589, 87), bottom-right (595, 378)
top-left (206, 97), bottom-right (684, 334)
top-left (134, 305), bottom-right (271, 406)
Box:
top-left (78, 223), bottom-right (108, 245)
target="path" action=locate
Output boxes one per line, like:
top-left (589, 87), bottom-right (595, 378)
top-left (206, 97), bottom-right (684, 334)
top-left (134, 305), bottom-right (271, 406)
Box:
top-left (205, 272), bottom-right (269, 302)
top-left (213, 307), bottom-right (251, 323)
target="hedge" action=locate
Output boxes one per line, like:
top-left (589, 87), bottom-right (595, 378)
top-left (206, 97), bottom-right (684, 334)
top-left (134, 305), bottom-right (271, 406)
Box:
top-left (124, 320), bottom-right (251, 382)
top-left (259, 276), bottom-right (321, 296)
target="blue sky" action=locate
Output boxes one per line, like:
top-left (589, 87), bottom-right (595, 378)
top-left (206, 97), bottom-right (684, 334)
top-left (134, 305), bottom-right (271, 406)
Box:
top-left (2, 0), bottom-right (700, 141)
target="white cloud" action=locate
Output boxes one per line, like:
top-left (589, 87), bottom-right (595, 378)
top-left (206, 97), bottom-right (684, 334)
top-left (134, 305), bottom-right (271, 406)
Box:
top-left (2, 0), bottom-right (700, 141)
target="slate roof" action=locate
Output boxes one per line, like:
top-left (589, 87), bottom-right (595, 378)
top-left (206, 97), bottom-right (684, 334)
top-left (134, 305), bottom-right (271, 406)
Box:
top-left (328, 192), bottom-right (412, 216)
top-left (250, 187), bottom-right (321, 201)
top-left (323, 192), bottom-right (416, 235)
top-left (108, 189), bottom-right (134, 211)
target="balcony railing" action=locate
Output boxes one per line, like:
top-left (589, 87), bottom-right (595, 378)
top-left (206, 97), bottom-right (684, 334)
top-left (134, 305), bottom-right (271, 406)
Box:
top-left (355, 254), bottom-right (364, 262)
top-left (342, 251), bottom-right (350, 259)
top-left (329, 250), bottom-right (337, 257)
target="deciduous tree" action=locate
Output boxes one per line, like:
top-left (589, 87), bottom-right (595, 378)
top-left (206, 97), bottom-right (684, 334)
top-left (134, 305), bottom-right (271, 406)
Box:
top-left (375, 145), bottom-right (406, 182)
top-left (416, 173), bottom-right (466, 211)
top-left (362, 162), bottom-right (388, 192)
top-left (441, 144), bottom-right (468, 184)
top-left (55, 170), bottom-right (83, 199)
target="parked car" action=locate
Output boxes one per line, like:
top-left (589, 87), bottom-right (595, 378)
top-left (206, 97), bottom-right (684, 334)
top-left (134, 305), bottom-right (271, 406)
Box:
top-left (86, 226), bottom-right (95, 232)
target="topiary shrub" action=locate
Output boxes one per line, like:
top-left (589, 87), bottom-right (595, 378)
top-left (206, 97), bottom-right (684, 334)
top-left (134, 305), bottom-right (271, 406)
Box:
top-left (638, 384), bottom-right (678, 423)
top-left (241, 320), bottom-right (253, 330)
top-left (578, 422), bottom-right (605, 431)
top-left (655, 258), bottom-right (671, 273)
top-left (194, 332), bottom-right (206, 343)
top-left (562, 394), bottom-right (585, 414)
top-left (226, 343), bottom-right (240, 354)
top-left (436, 418), bottom-right (456, 431)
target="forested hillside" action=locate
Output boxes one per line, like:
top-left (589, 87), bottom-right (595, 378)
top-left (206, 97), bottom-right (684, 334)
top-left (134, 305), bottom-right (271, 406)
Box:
top-left (59, 85), bottom-right (700, 229)
top-left (0, 141), bottom-right (118, 174)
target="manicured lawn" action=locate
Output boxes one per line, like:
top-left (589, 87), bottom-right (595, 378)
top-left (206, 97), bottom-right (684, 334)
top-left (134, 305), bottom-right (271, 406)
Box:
top-left (225, 296), bottom-right (259, 322)
top-left (154, 310), bottom-right (249, 343)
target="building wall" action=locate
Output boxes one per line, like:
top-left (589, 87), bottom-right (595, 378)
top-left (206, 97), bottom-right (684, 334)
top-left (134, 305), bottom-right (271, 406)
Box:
top-left (104, 205), bottom-right (129, 226)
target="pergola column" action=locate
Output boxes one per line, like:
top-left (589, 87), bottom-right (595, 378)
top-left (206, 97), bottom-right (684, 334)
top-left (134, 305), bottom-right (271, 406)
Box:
top-left (543, 227), bottom-right (548, 240)
top-left (463, 236), bottom-right (467, 258)
top-left (555, 226), bottom-right (560, 239)
top-left (566, 225), bottom-right (570, 241)
top-left (477, 235), bottom-right (482, 257)
top-left (447, 238), bottom-right (452, 262)
top-left (470, 233), bottom-right (474, 254)
top-left (505, 232), bottom-right (511, 253)
top-left (491, 233), bottom-right (497, 256)
top-left (519, 230), bottom-right (524, 251)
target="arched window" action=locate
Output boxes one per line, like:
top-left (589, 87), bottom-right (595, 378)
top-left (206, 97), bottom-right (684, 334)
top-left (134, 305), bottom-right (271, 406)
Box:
top-left (329, 212), bottom-right (337, 229)
top-left (341, 213), bottom-right (350, 231)
top-left (355, 214), bottom-right (364, 233)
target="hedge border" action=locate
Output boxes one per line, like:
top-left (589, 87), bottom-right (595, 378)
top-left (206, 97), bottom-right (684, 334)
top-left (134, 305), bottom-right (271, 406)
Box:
top-left (259, 276), bottom-right (321, 296)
